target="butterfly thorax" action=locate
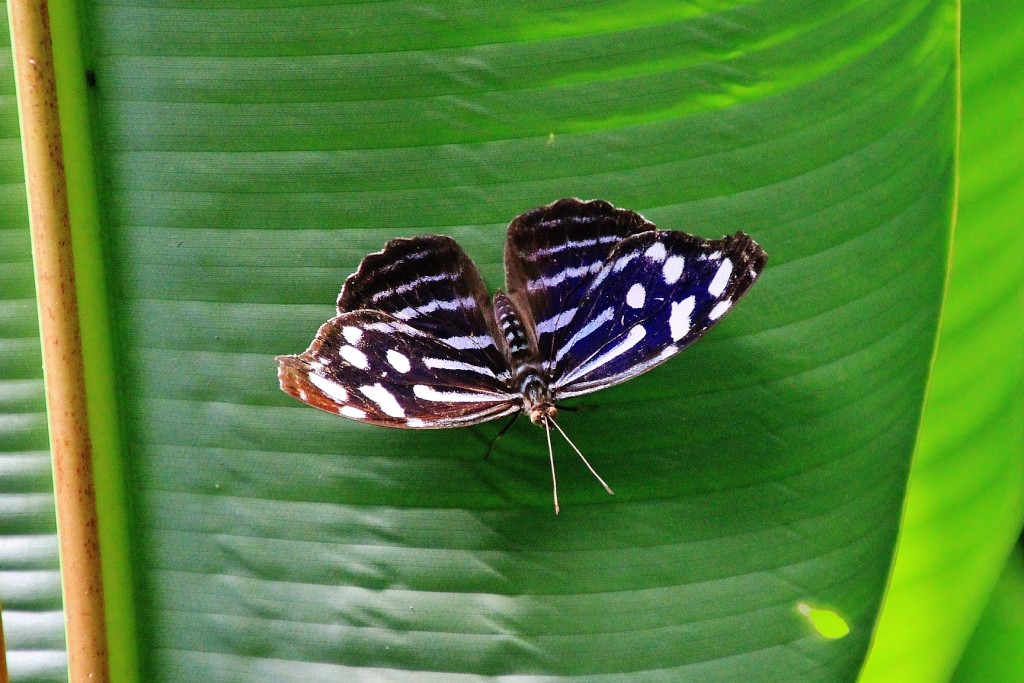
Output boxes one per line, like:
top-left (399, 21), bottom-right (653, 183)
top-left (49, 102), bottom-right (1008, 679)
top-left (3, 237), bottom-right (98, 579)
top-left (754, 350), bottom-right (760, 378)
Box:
top-left (493, 291), bottom-right (557, 425)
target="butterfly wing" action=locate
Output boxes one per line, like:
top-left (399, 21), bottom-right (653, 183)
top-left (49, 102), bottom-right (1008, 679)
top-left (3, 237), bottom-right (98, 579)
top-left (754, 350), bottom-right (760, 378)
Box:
top-left (504, 198), bottom-right (655, 360)
top-left (544, 229), bottom-right (767, 399)
top-left (337, 234), bottom-right (506, 370)
top-left (278, 310), bottom-right (519, 428)
top-left (280, 234), bottom-right (519, 428)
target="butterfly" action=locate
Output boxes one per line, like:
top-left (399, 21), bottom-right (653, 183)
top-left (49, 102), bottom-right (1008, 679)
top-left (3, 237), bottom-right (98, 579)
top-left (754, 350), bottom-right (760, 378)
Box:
top-left (278, 198), bottom-right (767, 512)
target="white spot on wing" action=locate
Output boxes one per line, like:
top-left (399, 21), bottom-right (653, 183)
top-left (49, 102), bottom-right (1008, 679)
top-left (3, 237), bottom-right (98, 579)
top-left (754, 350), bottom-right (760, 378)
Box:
top-left (662, 256), bottom-right (685, 284)
top-left (423, 357), bottom-right (498, 378)
top-left (309, 374), bottom-right (348, 402)
top-left (342, 326), bottom-right (363, 345)
top-left (441, 334), bottom-right (495, 350)
top-left (626, 283), bottom-right (646, 308)
top-left (429, 404), bottom-right (519, 427)
top-left (374, 248), bottom-right (433, 274)
top-left (371, 273), bottom-right (454, 302)
top-left (554, 306), bottom-right (614, 364)
top-left (612, 252), bottom-right (639, 272)
top-left (708, 300), bottom-right (733, 320)
top-left (644, 242), bottom-right (667, 262)
top-left (407, 418), bottom-right (426, 428)
top-left (708, 258), bottom-right (733, 297)
top-left (558, 324), bottom-right (647, 386)
top-left (339, 406), bottom-right (366, 419)
top-left (526, 261), bottom-right (604, 292)
top-left (386, 349), bottom-right (411, 373)
top-left (537, 307), bottom-right (578, 335)
top-left (586, 265), bottom-right (611, 293)
top-left (527, 234), bottom-right (622, 259)
top-left (339, 345), bottom-right (368, 369)
top-left (359, 383), bottom-right (405, 417)
top-left (586, 248), bottom-right (642, 293)
top-left (393, 296), bottom-right (475, 321)
top-left (669, 296), bottom-right (696, 341)
top-left (413, 385), bottom-right (508, 403)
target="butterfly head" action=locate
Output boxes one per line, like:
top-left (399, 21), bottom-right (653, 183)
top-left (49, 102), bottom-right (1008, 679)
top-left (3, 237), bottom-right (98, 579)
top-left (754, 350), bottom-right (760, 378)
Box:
top-left (527, 402), bottom-right (557, 426)
top-left (517, 369), bottom-right (557, 425)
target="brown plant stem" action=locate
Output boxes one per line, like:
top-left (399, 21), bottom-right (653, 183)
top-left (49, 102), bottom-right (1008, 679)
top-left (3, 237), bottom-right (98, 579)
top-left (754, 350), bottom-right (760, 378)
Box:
top-left (7, 0), bottom-right (109, 680)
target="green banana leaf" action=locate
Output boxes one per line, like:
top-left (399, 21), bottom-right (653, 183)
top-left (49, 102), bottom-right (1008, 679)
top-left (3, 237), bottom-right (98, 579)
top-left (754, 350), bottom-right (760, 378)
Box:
top-left (75, 0), bottom-right (958, 679)
top-left (860, 0), bottom-right (1024, 680)
top-left (950, 546), bottom-right (1024, 683)
top-left (4, 0), bottom-right (1017, 681)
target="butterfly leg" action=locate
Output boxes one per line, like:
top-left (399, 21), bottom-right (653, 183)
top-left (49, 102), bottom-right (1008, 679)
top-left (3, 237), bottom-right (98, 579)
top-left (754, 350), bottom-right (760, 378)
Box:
top-left (484, 412), bottom-right (521, 460)
top-left (554, 403), bottom-right (599, 413)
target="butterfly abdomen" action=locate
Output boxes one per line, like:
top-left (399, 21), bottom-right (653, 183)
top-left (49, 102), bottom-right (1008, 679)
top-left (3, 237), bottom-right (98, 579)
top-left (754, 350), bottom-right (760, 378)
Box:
top-left (493, 291), bottom-right (554, 422)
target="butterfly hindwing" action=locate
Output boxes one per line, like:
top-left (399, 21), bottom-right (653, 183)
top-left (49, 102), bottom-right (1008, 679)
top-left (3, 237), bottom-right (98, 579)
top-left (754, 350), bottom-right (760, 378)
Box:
top-left (548, 230), bottom-right (767, 399)
top-left (278, 310), bottom-right (518, 429)
top-left (337, 234), bottom-right (506, 370)
top-left (504, 198), bottom-right (655, 360)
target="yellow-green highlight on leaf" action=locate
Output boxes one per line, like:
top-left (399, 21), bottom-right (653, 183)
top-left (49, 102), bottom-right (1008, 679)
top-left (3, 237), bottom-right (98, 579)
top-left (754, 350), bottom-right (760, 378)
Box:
top-left (859, 0), bottom-right (1024, 679)
top-left (951, 547), bottom-right (1024, 683)
top-left (798, 602), bottom-right (852, 640)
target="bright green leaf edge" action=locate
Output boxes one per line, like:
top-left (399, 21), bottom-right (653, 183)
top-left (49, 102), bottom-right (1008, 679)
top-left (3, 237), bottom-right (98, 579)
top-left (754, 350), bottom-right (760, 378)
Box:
top-left (950, 545), bottom-right (1024, 682)
top-left (860, 0), bottom-right (1024, 679)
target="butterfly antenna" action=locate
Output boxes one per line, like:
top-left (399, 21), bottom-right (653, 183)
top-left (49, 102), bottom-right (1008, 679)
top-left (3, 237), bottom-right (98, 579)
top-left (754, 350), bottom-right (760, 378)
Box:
top-left (548, 416), bottom-right (614, 496)
top-left (543, 416), bottom-right (559, 515)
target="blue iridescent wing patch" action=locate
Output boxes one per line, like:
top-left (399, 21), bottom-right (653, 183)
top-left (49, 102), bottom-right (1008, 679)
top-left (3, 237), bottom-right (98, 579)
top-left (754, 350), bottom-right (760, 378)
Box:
top-left (541, 228), bottom-right (766, 399)
top-left (504, 199), bottom-right (655, 361)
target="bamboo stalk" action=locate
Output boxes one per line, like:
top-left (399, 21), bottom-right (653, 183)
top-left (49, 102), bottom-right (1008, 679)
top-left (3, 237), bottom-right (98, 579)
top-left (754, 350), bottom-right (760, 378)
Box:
top-left (6, 0), bottom-right (109, 681)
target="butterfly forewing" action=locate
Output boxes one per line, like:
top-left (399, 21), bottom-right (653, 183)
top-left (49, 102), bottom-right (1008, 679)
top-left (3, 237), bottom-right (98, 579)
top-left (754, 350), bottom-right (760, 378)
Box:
top-left (278, 310), bottom-right (518, 428)
top-left (547, 230), bottom-right (767, 399)
top-left (504, 198), bottom-right (655, 360)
